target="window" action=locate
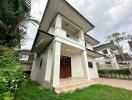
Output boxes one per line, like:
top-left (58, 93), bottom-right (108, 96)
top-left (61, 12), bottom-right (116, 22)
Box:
top-left (40, 59), bottom-right (43, 69)
top-left (66, 33), bottom-right (70, 38)
top-left (88, 62), bottom-right (93, 68)
top-left (102, 49), bottom-right (108, 54)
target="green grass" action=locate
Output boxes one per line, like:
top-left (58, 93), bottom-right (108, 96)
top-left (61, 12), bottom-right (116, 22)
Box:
top-left (14, 81), bottom-right (132, 100)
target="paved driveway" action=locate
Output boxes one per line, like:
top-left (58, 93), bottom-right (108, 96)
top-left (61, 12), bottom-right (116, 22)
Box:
top-left (94, 78), bottom-right (132, 91)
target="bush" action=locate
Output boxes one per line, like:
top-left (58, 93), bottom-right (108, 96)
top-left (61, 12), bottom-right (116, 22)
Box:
top-left (98, 69), bottom-right (131, 75)
top-left (0, 46), bottom-right (25, 100)
top-left (0, 46), bottom-right (19, 68)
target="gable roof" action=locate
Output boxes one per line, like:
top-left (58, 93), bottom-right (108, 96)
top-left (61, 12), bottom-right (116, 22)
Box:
top-left (39, 0), bottom-right (94, 33)
top-left (84, 34), bottom-right (100, 46)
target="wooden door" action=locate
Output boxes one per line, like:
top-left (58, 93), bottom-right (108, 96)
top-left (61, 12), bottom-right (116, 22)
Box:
top-left (60, 56), bottom-right (71, 78)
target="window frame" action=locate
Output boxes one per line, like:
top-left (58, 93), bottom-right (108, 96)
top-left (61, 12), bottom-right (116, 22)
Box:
top-left (102, 49), bottom-right (108, 54)
top-left (88, 61), bottom-right (93, 68)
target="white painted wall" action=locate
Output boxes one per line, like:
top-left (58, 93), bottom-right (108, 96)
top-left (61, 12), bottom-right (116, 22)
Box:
top-left (30, 49), bottom-right (51, 88)
top-left (45, 48), bottom-right (53, 81)
top-left (71, 54), bottom-right (84, 78)
top-left (87, 56), bottom-right (99, 79)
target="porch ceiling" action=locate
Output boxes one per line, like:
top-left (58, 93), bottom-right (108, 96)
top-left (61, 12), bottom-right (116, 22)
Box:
top-left (61, 43), bottom-right (81, 56)
top-left (31, 29), bottom-right (54, 54)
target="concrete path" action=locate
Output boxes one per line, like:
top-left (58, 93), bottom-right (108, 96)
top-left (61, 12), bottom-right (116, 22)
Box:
top-left (94, 78), bottom-right (132, 91)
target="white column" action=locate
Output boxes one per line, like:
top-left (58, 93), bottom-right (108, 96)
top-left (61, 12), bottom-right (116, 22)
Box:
top-left (54, 14), bottom-right (62, 36)
top-left (79, 30), bottom-right (85, 46)
top-left (50, 41), bottom-right (61, 87)
top-left (81, 50), bottom-right (91, 80)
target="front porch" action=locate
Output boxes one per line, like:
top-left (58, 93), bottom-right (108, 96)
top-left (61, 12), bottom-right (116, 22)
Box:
top-left (36, 41), bottom-right (91, 92)
top-left (55, 77), bottom-right (94, 93)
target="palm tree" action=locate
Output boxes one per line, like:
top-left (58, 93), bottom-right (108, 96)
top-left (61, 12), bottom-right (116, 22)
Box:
top-left (0, 0), bottom-right (39, 47)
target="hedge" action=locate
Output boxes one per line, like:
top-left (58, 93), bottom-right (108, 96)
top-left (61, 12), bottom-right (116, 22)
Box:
top-left (98, 68), bottom-right (131, 75)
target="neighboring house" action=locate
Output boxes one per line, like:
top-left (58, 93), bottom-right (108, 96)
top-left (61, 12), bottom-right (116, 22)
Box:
top-left (116, 53), bottom-right (132, 69)
top-left (30, 0), bottom-right (103, 91)
top-left (16, 49), bottom-right (34, 72)
top-left (94, 43), bottom-right (119, 69)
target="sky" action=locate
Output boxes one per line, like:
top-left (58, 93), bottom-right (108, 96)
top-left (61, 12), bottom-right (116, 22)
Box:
top-left (21, 0), bottom-right (132, 52)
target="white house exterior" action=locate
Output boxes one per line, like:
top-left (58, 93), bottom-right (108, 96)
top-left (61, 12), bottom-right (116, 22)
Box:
top-left (30, 0), bottom-right (103, 91)
top-left (94, 43), bottom-right (119, 69)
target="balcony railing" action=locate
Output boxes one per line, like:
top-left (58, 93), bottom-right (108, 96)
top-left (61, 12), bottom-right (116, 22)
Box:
top-left (57, 28), bottom-right (85, 46)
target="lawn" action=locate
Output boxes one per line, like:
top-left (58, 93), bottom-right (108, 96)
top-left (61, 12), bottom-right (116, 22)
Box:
top-left (14, 81), bottom-right (132, 100)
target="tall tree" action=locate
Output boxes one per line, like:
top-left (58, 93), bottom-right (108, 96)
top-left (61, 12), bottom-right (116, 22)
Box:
top-left (106, 32), bottom-right (132, 74)
top-left (0, 0), bottom-right (39, 47)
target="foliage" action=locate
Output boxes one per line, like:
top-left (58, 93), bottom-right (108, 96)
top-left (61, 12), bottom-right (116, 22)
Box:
top-left (14, 81), bottom-right (132, 100)
top-left (0, 46), bottom-right (25, 100)
top-left (14, 81), bottom-right (62, 100)
top-left (0, 0), bottom-right (39, 47)
top-left (106, 32), bottom-right (131, 53)
top-left (98, 69), bottom-right (131, 75)
top-left (0, 46), bottom-right (19, 67)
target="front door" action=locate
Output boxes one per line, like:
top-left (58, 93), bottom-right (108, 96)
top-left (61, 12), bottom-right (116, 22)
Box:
top-left (60, 56), bottom-right (71, 78)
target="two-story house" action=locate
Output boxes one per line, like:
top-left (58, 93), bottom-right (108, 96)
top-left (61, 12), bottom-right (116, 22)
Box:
top-left (30, 0), bottom-right (103, 93)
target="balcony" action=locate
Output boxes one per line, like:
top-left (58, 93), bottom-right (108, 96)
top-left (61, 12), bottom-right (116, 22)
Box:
top-left (56, 28), bottom-right (84, 46)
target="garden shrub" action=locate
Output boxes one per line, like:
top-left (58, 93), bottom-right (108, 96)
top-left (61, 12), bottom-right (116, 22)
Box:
top-left (0, 46), bottom-right (19, 68)
top-left (98, 69), bottom-right (131, 75)
top-left (0, 46), bottom-right (25, 100)
top-left (98, 69), bottom-right (131, 80)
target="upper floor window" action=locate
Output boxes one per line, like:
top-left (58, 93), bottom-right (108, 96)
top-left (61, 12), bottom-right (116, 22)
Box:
top-left (88, 62), bottom-right (93, 68)
top-left (102, 49), bottom-right (108, 54)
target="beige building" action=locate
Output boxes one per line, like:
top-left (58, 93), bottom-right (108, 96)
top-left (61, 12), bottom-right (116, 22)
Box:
top-left (30, 0), bottom-right (103, 91)
top-left (94, 43), bottom-right (119, 69)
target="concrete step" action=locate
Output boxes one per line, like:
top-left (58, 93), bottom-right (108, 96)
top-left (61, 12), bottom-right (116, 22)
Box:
top-left (55, 80), bottom-right (94, 93)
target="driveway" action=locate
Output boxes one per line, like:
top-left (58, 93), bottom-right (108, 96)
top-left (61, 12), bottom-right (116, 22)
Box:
top-left (94, 78), bottom-right (132, 91)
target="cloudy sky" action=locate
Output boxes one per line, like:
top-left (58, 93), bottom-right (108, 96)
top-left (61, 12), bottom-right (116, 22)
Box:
top-left (22, 0), bottom-right (132, 52)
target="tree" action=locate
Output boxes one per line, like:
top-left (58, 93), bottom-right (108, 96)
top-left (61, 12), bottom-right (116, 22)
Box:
top-left (106, 32), bottom-right (132, 74)
top-left (107, 32), bottom-right (127, 53)
top-left (0, 0), bottom-right (39, 47)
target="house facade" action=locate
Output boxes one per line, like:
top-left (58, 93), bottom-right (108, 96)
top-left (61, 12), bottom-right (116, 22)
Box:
top-left (30, 0), bottom-right (103, 90)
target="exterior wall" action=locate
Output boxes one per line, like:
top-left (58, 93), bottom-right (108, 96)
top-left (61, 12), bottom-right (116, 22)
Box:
top-left (30, 49), bottom-right (51, 88)
top-left (87, 56), bottom-right (99, 79)
top-left (45, 48), bottom-right (53, 81)
top-left (71, 54), bottom-right (84, 78)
